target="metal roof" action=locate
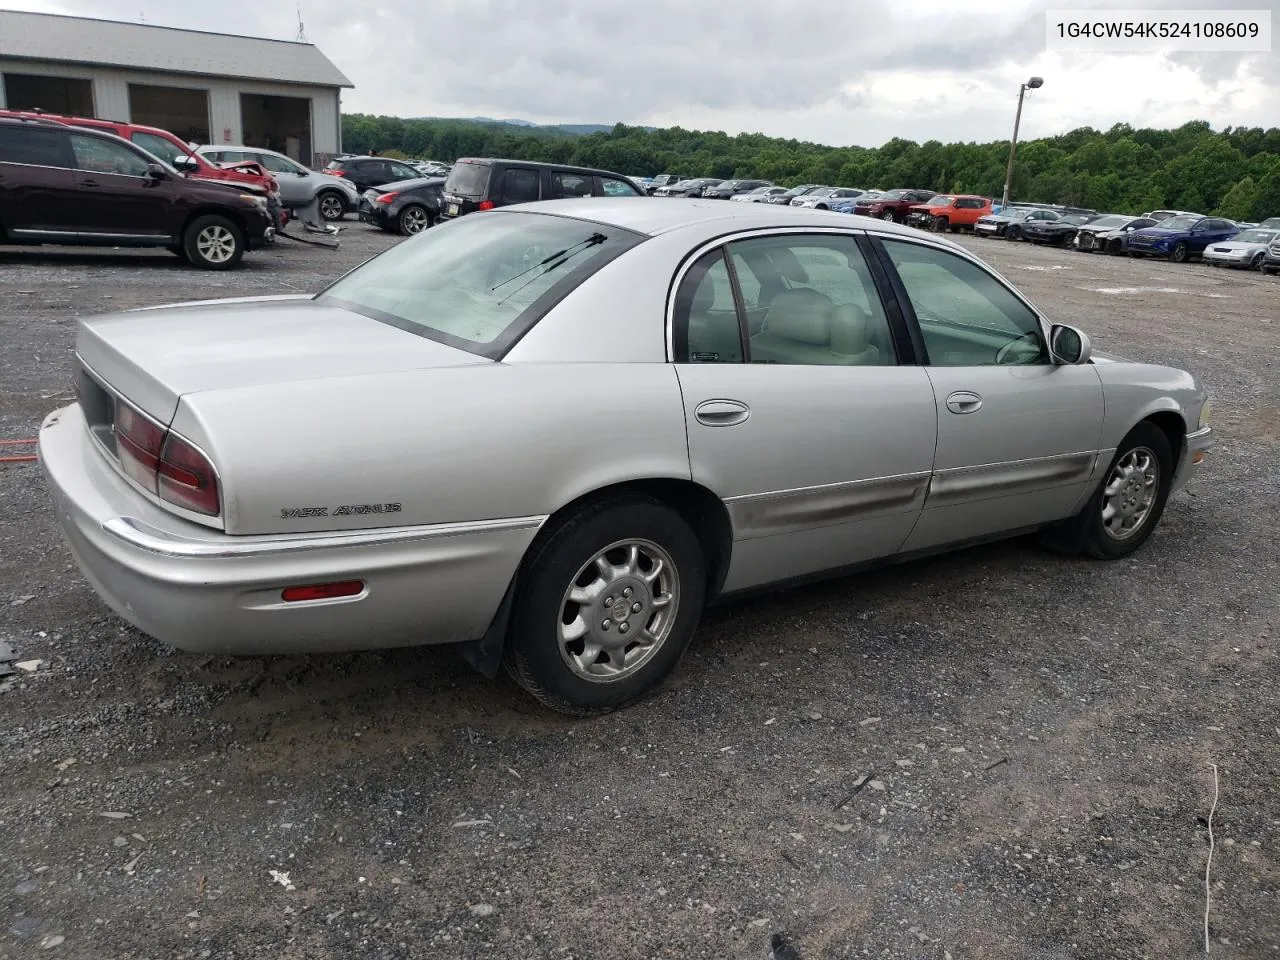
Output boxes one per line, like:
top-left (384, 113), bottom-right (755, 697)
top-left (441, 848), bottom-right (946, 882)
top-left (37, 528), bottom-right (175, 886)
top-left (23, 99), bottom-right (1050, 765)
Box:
top-left (0, 11), bottom-right (352, 88)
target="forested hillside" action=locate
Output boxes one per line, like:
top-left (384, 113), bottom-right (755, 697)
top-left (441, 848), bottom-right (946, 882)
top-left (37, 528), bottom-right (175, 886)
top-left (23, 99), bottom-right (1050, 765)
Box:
top-left (341, 114), bottom-right (1280, 220)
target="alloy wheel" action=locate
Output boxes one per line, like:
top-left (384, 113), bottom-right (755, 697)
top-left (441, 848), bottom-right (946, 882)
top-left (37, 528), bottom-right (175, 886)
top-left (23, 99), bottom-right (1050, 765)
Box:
top-left (557, 539), bottom-right (680, 682)
top-left (196, 225), bottom-right (236, 264)
top-left (1100, 447), bottom-right (1159, 540)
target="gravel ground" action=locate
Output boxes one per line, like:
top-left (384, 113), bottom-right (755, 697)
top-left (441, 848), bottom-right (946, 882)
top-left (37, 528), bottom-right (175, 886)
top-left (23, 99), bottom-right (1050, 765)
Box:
top-left (1, 222), bottom-right (1277, 960)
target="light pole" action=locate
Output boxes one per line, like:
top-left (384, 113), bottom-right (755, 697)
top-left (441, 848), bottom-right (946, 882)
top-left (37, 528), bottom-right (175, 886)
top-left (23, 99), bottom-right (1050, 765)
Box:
top-left (1000, 76), bottom-right (1043, 211)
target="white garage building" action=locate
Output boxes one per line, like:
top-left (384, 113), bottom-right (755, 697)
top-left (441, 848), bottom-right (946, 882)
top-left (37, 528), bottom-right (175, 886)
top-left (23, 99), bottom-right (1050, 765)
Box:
top-left (0, 10), bottom-right (352, 167)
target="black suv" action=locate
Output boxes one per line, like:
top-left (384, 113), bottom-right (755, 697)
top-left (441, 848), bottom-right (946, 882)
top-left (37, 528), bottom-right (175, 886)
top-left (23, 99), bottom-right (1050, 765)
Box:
top-left (0, 117), bottom-right (275, 269)
top-left (439, 158), bottom-right (644, 220)
top-left (702, 179), bottom-right (773, 200)
top-left (324, 155), bottom-right (436, 193)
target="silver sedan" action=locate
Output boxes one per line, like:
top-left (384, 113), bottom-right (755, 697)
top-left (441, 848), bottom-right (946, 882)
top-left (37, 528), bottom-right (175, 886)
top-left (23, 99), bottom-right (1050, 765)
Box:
top-left (39, 200), bottom-right (1213, 714)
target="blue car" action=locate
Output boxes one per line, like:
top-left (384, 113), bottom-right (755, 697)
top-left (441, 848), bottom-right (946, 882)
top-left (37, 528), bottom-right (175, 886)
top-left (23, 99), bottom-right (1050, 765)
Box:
top-left (1127, 215), bottom-right (1239, 263)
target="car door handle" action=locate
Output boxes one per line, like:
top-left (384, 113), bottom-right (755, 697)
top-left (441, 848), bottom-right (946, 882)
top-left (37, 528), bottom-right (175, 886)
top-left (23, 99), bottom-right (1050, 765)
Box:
top-left (79, 178), bottom-right (100, 187)
top-left (945, 391), bottom-right (983, 415)
top-left (694, 399), bottom-right (750, 427)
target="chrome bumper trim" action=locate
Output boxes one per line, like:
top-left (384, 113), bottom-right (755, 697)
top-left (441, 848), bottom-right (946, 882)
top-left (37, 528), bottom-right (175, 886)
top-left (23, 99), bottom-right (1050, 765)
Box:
top-left (102, 514), bottom-right (546, 560)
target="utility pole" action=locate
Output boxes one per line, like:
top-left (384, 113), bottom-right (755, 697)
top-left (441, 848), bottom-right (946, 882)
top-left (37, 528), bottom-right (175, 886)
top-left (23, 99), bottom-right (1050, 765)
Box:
top-left (1001, 76), bottom-right (1043, 210)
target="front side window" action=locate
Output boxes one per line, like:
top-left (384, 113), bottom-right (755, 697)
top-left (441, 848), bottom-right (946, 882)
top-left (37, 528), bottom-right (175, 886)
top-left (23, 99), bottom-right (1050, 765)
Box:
top-left (600, 176), bottom-right (641, 196)
top-left (551, 172), bottom-right (594, 198)
top-left (256, 152), bottom-right (303, 175)
top-left (882, 239), bottom-right (1047, 366)
top-left (130, 131), bottom-right (186, 166)
top-left (69, 134), bottom-right (151, 177)
top-left (388, 161), bottom-right (419, 180)
top-left (319, 211), bottom-right (639, 355)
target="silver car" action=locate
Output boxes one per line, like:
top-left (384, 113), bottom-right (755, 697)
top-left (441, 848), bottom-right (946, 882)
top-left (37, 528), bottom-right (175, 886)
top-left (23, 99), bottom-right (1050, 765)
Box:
top-left (198, 145), bottom-right (359, 221)
top-left (39, 201), bottom-right (1213, 714)
top-left (1202, 228), bottom-right (1278, 269)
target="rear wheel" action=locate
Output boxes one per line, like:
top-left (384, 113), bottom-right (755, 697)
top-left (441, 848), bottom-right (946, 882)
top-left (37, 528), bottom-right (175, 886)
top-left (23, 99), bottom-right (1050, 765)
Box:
top-left (318, 190), bottom-right (346, 221)
top-left (504, 496), bottom-right (706, 716)
top-left (397, 204), bottom-right (431, 236)
top-left (183, 215), bottom-right (244, 270)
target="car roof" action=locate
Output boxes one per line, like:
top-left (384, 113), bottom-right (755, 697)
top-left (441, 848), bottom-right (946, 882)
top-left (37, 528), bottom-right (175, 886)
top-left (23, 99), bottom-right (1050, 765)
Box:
top-left (506, 197), bottom-right (968, 247)
top-left (453, 156), bottom-right (633, 177)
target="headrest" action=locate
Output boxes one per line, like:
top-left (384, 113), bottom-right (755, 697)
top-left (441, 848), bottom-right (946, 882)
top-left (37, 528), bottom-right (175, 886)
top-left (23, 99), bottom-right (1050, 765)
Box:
top-left (764, 288), bottom-right (832, 345)
top-left (769, 247), bottom-right (811, 283)
top-left (829, 304), bottom-right (871, 355)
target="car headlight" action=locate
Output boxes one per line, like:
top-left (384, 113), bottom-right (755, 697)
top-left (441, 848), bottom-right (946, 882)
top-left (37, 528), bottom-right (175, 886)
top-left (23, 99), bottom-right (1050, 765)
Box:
top-left (1198, 399), bottom-right (1211, 431)
top-left (238, 194), bottom-right (268, 208)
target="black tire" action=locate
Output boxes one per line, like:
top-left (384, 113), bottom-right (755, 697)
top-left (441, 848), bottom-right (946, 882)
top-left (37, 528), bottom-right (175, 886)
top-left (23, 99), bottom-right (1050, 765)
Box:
top-left (1169, 241), bottom-right (1189, 263)
top-left (1044, 422), bottom-right (1174, 560)
top-left (881, 210), bottom-right (896, 222)
top-left (504, 495), bottom-right (706, 716)
top-left (397, 204), bottom-right (431, 236)
top-left (1250, 252), bottom-right (1264, 270)
top-left (933, 216), bottom-right (949, 233)
top-left (318, 190), bottom-right (346, 222)
top-left (1007, 225), bottom-right (1023, 241)
top-left (182, 215), bottom-right (244, 271)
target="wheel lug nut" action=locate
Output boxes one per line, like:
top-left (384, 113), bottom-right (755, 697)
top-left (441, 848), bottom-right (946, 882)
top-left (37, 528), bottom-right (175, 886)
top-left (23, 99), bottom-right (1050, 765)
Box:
top-left (623, 587), bottom-right (632, 598)
top-left (619, 623), bottom-right (629, 634)
top-left (605, 596), bottom-right (614, 606)
top-left (632, 602), bottom-right (642, 613)
top-left (602, 619), bottom-right (612, 630)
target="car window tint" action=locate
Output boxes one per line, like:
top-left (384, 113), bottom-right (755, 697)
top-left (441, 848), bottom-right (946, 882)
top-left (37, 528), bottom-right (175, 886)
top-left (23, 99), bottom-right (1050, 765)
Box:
top-left (389, 161), bottom-right (418, 180)
top-left (256, 152), bottom-right (300, 174)
top-left (551, 172), bottom-right (594, 198)
top-left (0, 126), bottom-right (71, 167)
top-left (600, 176), bottom-right (640, 197)
top-left (673, 250), bottom-right (743, 363)
top-left (500, 168), bottom-right (540, 204)
top-left (882, 239), bottom-right (1048, 367)
top-left (724, 234), bottom-right (896, 366)
top-left (69, 134), bottom-right (151, 177)
top-left (130, 132), bottom-right (185, 166)
top-left (214, 150), bottom-right (252, 163)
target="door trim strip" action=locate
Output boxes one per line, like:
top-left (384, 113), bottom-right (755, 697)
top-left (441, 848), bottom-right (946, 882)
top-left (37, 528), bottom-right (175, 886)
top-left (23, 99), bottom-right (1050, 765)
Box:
top-left (724, 470), bottom-right (932, 540)
top-left (928, 450), bottom-right (1097, 506)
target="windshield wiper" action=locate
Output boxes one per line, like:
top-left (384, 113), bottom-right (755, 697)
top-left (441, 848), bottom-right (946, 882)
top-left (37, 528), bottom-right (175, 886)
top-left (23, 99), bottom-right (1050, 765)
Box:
top-left (494, 233), bottom-right (608, 305)
top-left (490, 233), bottom-right (607, 293)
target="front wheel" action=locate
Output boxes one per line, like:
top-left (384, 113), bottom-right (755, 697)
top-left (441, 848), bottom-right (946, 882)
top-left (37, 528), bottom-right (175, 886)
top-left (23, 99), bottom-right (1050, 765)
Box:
top-left (1250, 252), bottom-right (1264, 270)
top-left (504, 496), bottom-right (706, 716)
top-left (881, 210), bottom-right (896, 221)
top-left (1046, 423), bottom-right (1173, 560)
top-left (317, 190), bottom-right (346, 222)
top-left (1007, 225), bottom-right (1022, 241)
top-left (933, 216), bottom-right (949, 233)
top-left (183, 215), bottom-right (244, 270)
top-left (1169, 241), bottom-right (1189, 263)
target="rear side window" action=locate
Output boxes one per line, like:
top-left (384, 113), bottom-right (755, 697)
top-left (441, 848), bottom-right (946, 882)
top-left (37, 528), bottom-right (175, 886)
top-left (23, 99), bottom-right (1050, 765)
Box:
top-left (0, 126), bottom-right (71, 167)
top-left (318, 211), bottom-right (642, 357)
top-left (445, 161), bottom-right (491, 196)
top-left (500, 168), bottom-right (540, 204)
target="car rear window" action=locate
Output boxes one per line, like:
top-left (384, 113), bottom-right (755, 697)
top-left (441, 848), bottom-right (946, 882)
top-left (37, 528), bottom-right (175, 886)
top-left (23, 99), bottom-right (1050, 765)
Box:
top-left (317, 211), bottom-right (644, 358)
top-left (445, 161), bottom-right (491, 196)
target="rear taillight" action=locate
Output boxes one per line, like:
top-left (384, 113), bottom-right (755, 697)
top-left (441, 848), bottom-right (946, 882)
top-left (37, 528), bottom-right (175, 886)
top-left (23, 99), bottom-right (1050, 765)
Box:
top-left (329, 169), bottom-right (346, 176)
top-left (478, 199), bottom-right (495, 210)
top-left (113, 399), bottom-right (220, 516)
top-left (374, 191), bottom-right (398, 205)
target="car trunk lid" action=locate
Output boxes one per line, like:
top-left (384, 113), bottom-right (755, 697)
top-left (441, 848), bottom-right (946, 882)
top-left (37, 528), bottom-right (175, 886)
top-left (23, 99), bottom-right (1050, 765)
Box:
top-left (76, 295), bottom-right (488, 426)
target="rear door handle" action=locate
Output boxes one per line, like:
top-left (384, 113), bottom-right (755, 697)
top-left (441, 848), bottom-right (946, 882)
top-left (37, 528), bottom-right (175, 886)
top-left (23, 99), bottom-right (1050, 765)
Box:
top-left (694, 399), bottom-right (750, 427)
top-left (79, 179), bottom-right (100, 187)
top-left (945, 390), bottom-right (983, 415)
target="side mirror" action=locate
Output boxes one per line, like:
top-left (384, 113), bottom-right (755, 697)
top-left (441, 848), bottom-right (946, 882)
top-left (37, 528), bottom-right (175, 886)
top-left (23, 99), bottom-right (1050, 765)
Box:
top-left (145, 163), bottom-right (170, 181)
top-left (172, 155), bottom-right (198, 172)
top-left (1049, 324), bottom-right (1091, 365)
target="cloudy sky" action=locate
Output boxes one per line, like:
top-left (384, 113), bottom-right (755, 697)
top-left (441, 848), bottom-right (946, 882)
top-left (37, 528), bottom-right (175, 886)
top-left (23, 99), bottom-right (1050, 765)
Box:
top-left (5, 0), bottom-right (1278, 146)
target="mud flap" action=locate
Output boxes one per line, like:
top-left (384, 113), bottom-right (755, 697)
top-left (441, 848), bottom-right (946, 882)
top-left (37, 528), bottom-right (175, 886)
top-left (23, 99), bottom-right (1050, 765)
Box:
top-left (455, 575), bottom-right (517, 679)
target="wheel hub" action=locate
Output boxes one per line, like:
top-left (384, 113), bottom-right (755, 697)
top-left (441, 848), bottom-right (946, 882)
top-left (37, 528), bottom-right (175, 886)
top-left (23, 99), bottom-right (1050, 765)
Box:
top-left (1100, 447), bottom-right (1159, 540)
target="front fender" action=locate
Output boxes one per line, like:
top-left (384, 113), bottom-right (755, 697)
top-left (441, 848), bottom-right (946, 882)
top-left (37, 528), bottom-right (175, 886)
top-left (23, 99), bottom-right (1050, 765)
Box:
top-left (1093, 362), bottom-right (1206, 450)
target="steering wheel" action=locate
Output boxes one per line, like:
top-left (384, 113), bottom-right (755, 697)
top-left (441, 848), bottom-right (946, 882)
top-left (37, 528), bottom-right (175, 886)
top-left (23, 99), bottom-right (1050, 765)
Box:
top-left (995, 331), bottom-right (1043, 365)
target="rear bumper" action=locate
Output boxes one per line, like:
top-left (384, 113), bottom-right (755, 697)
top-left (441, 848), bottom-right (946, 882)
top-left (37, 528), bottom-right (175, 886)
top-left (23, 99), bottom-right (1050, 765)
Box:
top-left (38, 404), bottom-right (542, 655)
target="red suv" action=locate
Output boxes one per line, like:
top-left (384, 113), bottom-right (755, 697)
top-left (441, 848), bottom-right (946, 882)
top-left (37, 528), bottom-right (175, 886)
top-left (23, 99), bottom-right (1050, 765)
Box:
top-left (0, 109), bottom-right (285, 227)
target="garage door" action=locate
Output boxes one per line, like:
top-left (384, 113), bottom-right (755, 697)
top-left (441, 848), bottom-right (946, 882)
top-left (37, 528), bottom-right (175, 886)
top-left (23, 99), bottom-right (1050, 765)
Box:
top-left (4, 73), bottom-right (93, 115)
top-left (128, 84), bottom-right (210, 144)
top-left (240, 93), bottom-right (312, 166)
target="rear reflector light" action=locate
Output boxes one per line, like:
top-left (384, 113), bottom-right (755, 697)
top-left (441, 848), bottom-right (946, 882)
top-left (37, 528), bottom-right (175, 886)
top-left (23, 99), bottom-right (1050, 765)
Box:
top-left (112, 398), bottom-right (220, 516)
top-left (374, 191), bottom-right (398, 204)
top-left (281, 581), bottom-right (364, 603)
top-left (478, 199), bottom-right (495, 210)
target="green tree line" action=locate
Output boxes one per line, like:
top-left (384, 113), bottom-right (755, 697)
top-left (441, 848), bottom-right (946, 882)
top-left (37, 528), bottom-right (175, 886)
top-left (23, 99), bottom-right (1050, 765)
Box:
top-left (341, 115), bottom-right (1280, 221)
